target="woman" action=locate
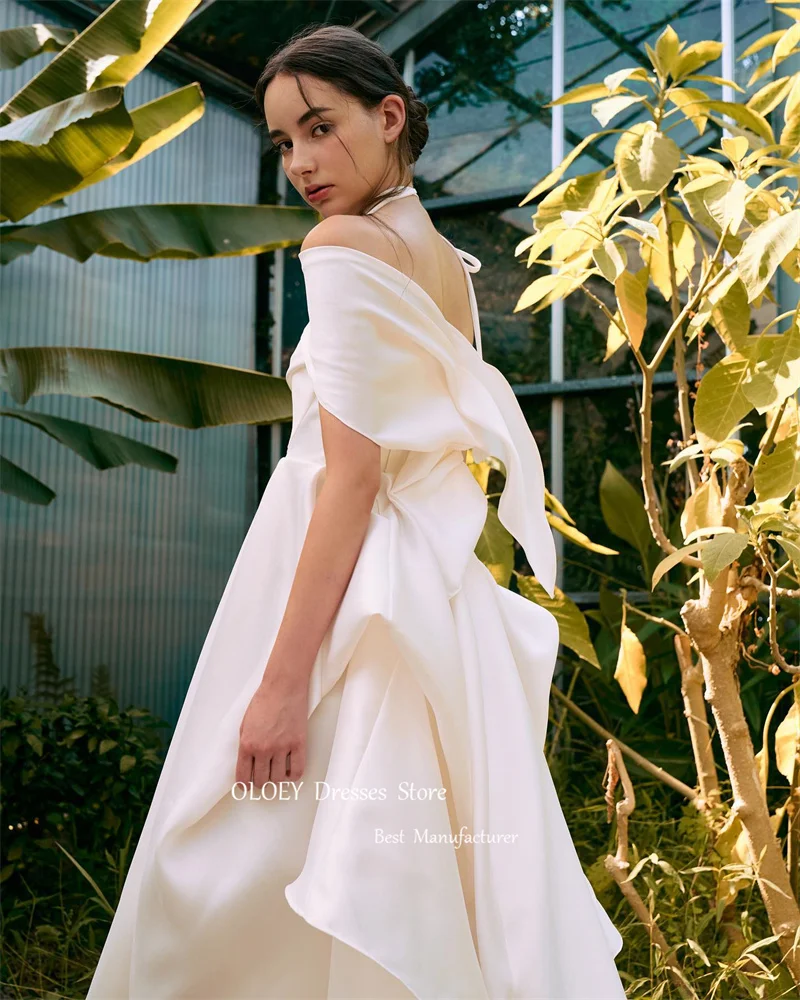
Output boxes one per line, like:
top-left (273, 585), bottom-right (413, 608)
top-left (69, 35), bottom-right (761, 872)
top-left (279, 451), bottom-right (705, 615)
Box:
top-left (87, 23), bottom-right (626, 1000)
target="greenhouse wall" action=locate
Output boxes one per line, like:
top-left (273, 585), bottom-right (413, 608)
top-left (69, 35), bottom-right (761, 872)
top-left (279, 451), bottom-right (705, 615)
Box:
top-left (0, 0), bottom-right (261, 726)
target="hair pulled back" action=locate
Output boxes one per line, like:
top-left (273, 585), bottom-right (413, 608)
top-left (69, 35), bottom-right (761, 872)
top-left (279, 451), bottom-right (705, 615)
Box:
top-left (254, 23), bottom-right (429, 217)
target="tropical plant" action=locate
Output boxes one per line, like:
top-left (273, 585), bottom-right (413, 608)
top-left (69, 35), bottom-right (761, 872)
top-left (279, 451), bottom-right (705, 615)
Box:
top-left (1, 613), bottom-right (168, 997)
top-left (514, 8), bottom-right (800, 990)
top-left (0, 0), bottom-right (316, 503)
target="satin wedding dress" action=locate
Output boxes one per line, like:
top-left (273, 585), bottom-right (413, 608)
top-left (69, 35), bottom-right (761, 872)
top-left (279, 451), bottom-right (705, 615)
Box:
top-left (86, 185), bottom-right (626, 999)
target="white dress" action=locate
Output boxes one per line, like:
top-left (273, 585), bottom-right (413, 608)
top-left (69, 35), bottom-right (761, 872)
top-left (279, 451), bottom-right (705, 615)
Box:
top-left (86, 185), bottom-right (626, 1000)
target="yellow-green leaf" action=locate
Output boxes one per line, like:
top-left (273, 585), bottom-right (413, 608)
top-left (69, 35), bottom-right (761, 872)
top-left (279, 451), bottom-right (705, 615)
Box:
top-left (699, 100), bottom-right (774, 144)
top-left (710, 278), bottom-right (751, 352)
top-left (546, 511), bottom-right (620, 555)
top-left (604, 67), bottom-right (651, 91)
top-left (747, 76), bottom-right (793, 116)
top-left (754, 431), bottom-right (800, 503)
top-left (591, 94), bottom-right (643, 127)
top-left (475, 502), bottom-right (515, 587)
top-left (681, 475), bottom-right (723, 541)
top-left (694, 353), bottom-right (754, 449)
top-left (614, 624), bottom-right (647, 713)
top-left (599, 460), bottom-right (653, 568)
top-left (773, 21), bottom-right (800, 72)
top-left (652, 541), bottom-right (706, 590)
top-left (781, 112), bottom-right (800, 150)
top-left (614, 270), bottom-right (647, 349)
top-left (615, 121), bottom-right (682, 210)
top-left (534, 169), bottom-right (610, 226)
top-left (119, 754), bottom-right (137, 774)
top-left (593, 238), bottom-right (626, 282)
top-left (669, 87), bottom-right (709, 135)
top-left (521, 131), bottom-right (604, 205)
top-left (549, 83), bottom-right (611, 106)
top-left (738, 210), bottom-right (800, 302)
top-left (701, 532), bottom-right (750, 584)
top-left (721, 136), bottom-right (749, 163)
top-left (775, 701), bottom-right (799, 782)
top-left (69, 84), bottom-right (204, 195)
top-left (516, 573), bottom-right (600, 669)
top-left (674, 40), bottom-right (723, 79)
top-left (0, 24), bottom-right (76, 70)
top-left (740, 30), bottom-right (783, 60)
top-left (655, 25), bottom-right (681, 78)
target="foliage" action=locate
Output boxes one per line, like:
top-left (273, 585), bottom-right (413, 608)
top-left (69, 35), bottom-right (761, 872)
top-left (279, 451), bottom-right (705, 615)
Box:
top-left (512, 7), bottom-right (800, 991)
top-left (0, 0), bottom-right (314, 505)
top-left (0, 614), bottom-right (167, 998)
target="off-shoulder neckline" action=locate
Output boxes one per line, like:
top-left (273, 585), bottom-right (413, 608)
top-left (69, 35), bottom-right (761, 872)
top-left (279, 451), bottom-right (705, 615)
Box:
top-left (298, 241), bottom-right (482, 358)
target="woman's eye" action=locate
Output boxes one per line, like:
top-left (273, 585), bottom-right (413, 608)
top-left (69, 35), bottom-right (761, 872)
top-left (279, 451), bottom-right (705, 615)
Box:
top-left (275, 123), bottom-right (331, 155)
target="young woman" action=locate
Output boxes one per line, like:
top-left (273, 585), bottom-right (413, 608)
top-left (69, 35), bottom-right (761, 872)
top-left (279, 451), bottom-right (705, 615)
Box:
top-left (87, 23), bottom-right (626, 1000)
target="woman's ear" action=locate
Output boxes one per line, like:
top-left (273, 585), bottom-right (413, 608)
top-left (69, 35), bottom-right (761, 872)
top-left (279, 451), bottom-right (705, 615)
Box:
top-left (380, 93), bottom-right (406, 145)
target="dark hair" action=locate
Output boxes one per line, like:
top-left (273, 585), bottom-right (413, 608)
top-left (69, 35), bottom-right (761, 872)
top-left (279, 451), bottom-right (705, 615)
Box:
top-left (254, 23), bottom-right (430, 269)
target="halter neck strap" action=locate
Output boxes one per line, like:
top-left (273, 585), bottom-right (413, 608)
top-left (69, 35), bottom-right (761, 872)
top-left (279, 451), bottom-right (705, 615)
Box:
top-left (365, 186), bottom-right (419, 213)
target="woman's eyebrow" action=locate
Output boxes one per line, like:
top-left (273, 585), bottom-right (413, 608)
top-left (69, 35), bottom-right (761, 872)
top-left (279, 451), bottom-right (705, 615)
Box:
top-left (268, 107), bottom-right (333, 140)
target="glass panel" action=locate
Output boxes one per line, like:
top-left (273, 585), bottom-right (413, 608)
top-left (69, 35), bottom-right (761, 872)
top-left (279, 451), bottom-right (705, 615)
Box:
top-left (414, 2), bottom-right (554, 199)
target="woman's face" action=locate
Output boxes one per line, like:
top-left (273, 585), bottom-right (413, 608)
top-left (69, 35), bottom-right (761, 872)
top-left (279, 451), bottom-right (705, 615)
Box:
top-left (264, 73), bottom-right (406, 216)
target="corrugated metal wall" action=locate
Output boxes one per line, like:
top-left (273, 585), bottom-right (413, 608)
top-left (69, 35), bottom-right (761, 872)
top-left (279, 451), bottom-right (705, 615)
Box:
top-left (0, 0), bottom-right (261, 727)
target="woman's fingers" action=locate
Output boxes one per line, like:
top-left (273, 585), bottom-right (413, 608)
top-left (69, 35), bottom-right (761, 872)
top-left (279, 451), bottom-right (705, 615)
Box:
top-left (288, 744), bottom-right (306, 781)
top-left (268, 751), bottom-right (286, 784)
top-left (252, 752), bottom-right (272, 788)
top-left (235, 746), bottom-right (254, 786)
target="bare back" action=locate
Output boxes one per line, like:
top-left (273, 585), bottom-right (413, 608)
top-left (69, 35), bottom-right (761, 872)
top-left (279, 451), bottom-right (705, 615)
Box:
top-left (361, 199), bottom-right (476, 348)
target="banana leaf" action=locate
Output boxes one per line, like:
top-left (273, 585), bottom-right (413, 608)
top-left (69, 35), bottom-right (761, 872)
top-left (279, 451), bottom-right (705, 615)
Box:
top-left (0, 456), bottom-right (55, 505)
top-left (1, 408), bottom-right (178, 471)
top-left (0, 87), bottom-right (133, 222)
top-left (0, 0), bottom-right (201, 125)
top-left (0, 24), bottom-right (76, 70)
top-left (0, 347), bottom-right (293, 428)
top-left (68, 83), bottom-right (205, 196)
top-left (0, 203), bottom-right (316, 263)
top-left (0, 225), bottom-right (36, 263)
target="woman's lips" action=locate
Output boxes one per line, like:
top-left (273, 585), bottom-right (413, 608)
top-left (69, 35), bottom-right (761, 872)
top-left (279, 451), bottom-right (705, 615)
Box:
top-left (308, 185), bottom-right (333, 203)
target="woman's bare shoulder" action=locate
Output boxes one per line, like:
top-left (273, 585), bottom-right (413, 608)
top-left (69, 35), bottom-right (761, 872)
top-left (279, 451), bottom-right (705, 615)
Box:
top-left (300, 214), bottom-right (407, 271)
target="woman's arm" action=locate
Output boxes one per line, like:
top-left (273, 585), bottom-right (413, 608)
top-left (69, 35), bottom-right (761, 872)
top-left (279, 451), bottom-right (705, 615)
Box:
top-left (236, 405), bottom-right (381, 787)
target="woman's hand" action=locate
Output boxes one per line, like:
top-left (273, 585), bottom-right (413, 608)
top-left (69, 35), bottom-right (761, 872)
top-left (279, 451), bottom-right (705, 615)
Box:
top-left (236, 671), bottom-right (308, 786)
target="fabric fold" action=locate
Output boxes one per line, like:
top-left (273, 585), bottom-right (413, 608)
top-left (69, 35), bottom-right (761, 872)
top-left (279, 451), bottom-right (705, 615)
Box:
top-left (297, 246), bottom-right (557, 597)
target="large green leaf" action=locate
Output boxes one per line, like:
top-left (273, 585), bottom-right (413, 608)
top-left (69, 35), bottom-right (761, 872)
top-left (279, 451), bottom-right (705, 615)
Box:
top-left (599, 459), bottom-right (654, 570)
top-left (710, 278), bottom-right (751, 351)
top-left (614, 121), bottom-right (681, 210)
top-left (69, 84), bottom-right (204, 195)
top-left (534, 169), bottom-right (610, 227)
top-left (694, 353), bottom-right (753, 449)
top-left (737, 210), bottom-right (800, 302)
top-left (754, 431), bottom-right (800, 503)
top-left (545, 511), bottom-right (619, 555)
top-left (695, 100), bottom-right (774, 144)
top-left (740, 323), bottom-right (800, 413)
top-left (0, 225), bottom-right (36, 264)
top-left (516, 573), bottom-right (600, 668)
top-left (0, 456), bottom-right (55, 505)
top-left (0, 347), bottom-right (293, 428)
top-left (0, 203), bottom-right (317, 264)
top-left (475, 502), bottom-right (515, 587)
top-left (0, 0), bottom-right (201, 125)
top-left (0, 24), bottom-right (76, 70)
top-left (0, 87), bottom-right (133, 222)
top-left (701, 532), bottom-right (751, 584)
top-left (1, 408), bottom-right (178, 472)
